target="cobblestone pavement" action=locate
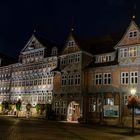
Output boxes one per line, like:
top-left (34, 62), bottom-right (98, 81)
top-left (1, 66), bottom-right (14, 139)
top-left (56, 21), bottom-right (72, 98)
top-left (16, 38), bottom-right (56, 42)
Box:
top-left (0, 116), bottom-right (140, 140)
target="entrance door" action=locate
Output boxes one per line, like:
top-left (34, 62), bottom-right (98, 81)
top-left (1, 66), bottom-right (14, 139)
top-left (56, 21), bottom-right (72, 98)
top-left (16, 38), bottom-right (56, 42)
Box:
top-left (67, 101), bottom-right (80, 122)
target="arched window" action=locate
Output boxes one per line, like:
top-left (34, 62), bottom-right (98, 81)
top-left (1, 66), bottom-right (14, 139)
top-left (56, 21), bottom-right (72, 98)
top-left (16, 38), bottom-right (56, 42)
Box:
top-left (75, 74), bottom-right (80, 85)
top-left (52, 47), bottom-right (57, 55)
top-left (62, 75), bottom-right (67, 86)
top-left (68, 74), bottom-right (74, 85)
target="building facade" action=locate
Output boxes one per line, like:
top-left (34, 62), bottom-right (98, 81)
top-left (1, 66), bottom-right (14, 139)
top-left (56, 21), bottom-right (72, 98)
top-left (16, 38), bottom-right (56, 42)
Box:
top-left (0, 34), bottom-right (58, 114)
top-left (0, 19), bottom-right (140, 127)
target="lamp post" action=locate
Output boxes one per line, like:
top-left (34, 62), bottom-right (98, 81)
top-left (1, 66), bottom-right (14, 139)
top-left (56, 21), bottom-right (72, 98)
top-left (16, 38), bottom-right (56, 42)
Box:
top-left (130, 88), bottom-right (136, 135)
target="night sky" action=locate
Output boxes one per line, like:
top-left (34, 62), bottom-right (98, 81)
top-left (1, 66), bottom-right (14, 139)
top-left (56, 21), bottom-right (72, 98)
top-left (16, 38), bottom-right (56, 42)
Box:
top-left (0, 0), bottom-right (139, 57)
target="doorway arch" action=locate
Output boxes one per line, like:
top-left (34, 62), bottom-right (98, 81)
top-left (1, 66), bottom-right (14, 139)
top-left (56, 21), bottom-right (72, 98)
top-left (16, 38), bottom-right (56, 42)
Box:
top-left (67, 101), bottom-right (80, 122)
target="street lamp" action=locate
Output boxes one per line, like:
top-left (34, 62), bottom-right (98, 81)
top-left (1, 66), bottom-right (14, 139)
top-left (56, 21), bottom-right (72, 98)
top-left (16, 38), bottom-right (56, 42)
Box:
top-left (130, 88), bottom-right (136, 135)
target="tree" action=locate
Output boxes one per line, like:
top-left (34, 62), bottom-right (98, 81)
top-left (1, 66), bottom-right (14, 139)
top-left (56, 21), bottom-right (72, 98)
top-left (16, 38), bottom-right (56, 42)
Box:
top-left (127, 96), bottom-right (140, 109)
top-left (36, 104), bottom-right (41, 114)
top-left (1, 100), bottom-right (12, 114)
top-left (26, 103), bottom-right (32, 118)
top-left (26, 103), bottom-right (31, 111)
top-left (127, 95), bottom-right (140, 134)
top-left (15, 100), bottom-right (22, 117)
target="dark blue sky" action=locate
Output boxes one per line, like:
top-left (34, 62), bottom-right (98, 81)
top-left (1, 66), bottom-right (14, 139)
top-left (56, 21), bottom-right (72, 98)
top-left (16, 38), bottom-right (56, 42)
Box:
top-left (0, 0), bottom-right (139, 57)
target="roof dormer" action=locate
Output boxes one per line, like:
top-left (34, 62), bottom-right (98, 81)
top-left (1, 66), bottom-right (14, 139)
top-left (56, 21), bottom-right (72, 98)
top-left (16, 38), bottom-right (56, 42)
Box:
top-left (115, 19), bottom-right (140, 48)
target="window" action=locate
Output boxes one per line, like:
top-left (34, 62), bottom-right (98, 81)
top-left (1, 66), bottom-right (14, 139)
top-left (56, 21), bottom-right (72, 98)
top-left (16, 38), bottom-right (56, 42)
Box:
top-left (99, 55), bottom-right (112, 63)
top-left (47, 92), bottom-right (52, 102)
top-left (62, 75), bottom-right (67, 86)
top-left (52, 47), bottom-right (57, 55)
top-left (121, 72), bottom-right (138, 85)
top-left (48, 78), bottom-right (52, 85)
top-left (89, 98), bottom-right (96, 112)
top-left (95, 74), bottom-right (102, 85)
top-left (103, 73), bottom-right (111, 85)
top-left (68, 55), bottom-right (74, 64)
top-left (120, 48), bottom-right (128, 58)
top-left (130, 71), bottom-right (138, 84)
top-left (129, 47), bottom-right (137, 57)
top-left (67, 41), bottom-right (75, 47)
top-left (68, 75), bottom-right (74, 85)
top-left (105, 98), bottom-right (114, 105)
top-left (61, 57), bottom-right (67, 65)
top-left (129, 32), bottom-right (133, 37)
top-left (75, 74), bottom-right (80, 85)
top-left (129, 31), bottom-right (137, 38)
top-left (60, 101), bottom-right (67, 114)
top-left (124, 95), bottom-right (129, 105)
top-left (75, 54), bottom-right (80, 62)
top-left (43, 79), bottom-right (47, 85)
top-left (54, 102), bottom-right (59, 114)
top-left (121, 72), bottom-right (129, 84)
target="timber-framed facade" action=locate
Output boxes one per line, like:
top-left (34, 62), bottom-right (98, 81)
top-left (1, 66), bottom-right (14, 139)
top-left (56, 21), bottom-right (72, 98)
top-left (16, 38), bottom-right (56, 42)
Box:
top-left (0, 19), bottom-right (140, 127)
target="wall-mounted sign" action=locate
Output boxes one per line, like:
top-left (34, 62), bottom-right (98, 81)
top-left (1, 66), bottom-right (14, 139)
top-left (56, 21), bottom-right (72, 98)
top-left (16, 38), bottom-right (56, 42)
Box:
top-left (104, 105), bottom-right (119, 117)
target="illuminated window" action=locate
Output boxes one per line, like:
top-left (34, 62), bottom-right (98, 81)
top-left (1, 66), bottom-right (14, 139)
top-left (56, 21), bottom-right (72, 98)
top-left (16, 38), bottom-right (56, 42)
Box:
top-left (54, 101), bottom-right (59, 114)
top-left (105, 98), bottom-right (114, 105)
top-left (129, 47), bottom-right (137, 57)
top-left (99, 55), bottom-right (111, 63)
top-left (89, 98), bottom-right (96, 112)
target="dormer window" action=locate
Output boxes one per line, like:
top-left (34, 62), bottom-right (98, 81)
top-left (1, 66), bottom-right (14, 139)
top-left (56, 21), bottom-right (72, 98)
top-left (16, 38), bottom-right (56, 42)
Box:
top-left (52, 47), bottom-right (57, 55)
top-left (67, 41), bottom-right (75, 47)
top-left (129, 31), bottom-right (137, 38)
top-left (99, 55), bottom-right (111, 63)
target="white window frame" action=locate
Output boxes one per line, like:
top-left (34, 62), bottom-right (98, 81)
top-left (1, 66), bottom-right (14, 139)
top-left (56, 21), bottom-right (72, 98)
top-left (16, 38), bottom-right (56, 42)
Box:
top-left (129, 47), bottom-right (137, 57)
top-left (103, 73), bottom-right (111, 85)
top-left (95, 73), bottom-right (102, 85)
top-left (130, 71), bottom-right (138, 84)
top-left (52, 47), bottom-right (57, 55)
top-left (120, 48), bottom-right (128, 58)
top-left (129, 31), bottom-right (137, 38)
top-left (121, 72), bottom-right (129, 84)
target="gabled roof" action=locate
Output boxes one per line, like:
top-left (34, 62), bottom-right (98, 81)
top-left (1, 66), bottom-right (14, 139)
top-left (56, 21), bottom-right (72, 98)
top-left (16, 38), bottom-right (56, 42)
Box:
top-left (21, 32), bottom-right (62, 57)
top-left (71, 32), bottom-right (123, 55)
top-left (115, 19), bottom-right (140, 48)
